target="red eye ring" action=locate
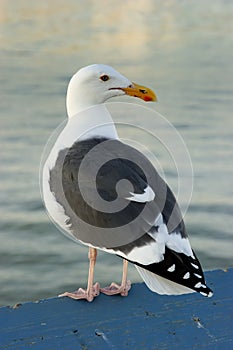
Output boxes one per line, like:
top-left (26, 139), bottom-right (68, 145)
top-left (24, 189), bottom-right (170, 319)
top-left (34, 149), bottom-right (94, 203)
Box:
top-left (100, 74), bottom-right (110, 82)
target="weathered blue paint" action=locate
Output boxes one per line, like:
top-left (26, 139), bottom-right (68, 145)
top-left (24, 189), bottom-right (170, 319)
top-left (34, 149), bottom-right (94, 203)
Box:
top-left (0, 269), bottom-right (232, 349)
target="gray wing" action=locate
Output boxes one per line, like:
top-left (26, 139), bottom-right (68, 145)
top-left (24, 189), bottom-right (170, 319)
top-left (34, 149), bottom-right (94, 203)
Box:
top-left (50, 137), bottom-right (185, 249)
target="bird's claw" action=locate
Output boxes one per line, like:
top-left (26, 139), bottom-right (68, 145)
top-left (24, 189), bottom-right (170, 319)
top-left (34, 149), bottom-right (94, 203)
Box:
top-left (100, 280), bottom-right (131, 296)
top-left (58, 282), bottom-right (100, 302)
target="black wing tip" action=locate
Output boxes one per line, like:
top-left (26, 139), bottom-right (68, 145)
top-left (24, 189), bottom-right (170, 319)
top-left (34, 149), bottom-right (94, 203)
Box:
top-left (198, 285), bottom-right (213, 297)
top-left (132, 248), bottom-right (214, 297)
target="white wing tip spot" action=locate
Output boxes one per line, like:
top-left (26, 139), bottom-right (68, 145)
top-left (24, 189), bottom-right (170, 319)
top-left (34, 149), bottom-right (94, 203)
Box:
top-left (194, 273), bottom-right (202, 279)
top-left (167, 264), bottom-right (175, 272)
top-left (183, 272), bottom-right (190, 279)
top-left (194, 282), bottom-right (202, 288)
top-left (200, 290), bottom-right (213, 297)
top-left (191, 263), bottom-right (199, 269)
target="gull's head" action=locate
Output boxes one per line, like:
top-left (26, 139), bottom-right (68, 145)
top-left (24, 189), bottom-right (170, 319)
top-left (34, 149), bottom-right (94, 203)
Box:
top-left (66, 64), bottom-right (157, 118)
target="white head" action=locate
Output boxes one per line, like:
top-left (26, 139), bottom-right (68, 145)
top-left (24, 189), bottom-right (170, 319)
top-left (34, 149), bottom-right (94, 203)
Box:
top-left (66, 64), bottom-right (157, 117)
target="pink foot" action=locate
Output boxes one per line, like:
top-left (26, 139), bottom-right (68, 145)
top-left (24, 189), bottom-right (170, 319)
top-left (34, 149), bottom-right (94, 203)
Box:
top-left (100, 280), bottom-right (131, 296)
top-left (58, 282), bottom-right (100, 302)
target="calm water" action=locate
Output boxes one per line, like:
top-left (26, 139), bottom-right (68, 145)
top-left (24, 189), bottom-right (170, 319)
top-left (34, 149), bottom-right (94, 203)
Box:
top-left (0, 0), bottom-right (232, 306)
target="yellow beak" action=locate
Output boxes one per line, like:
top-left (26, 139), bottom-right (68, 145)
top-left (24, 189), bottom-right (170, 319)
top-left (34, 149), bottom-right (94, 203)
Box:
top-left (122, 82), bottom-right (157, 102)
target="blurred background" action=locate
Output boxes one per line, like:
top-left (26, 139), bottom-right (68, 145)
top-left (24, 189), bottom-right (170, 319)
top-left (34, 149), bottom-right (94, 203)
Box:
top-left (0, 0), bottom-right (232, 306)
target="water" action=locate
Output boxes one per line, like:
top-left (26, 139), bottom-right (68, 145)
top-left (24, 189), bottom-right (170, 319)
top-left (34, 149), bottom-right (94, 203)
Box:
top-left (0, 0), bottom-right (232, 306)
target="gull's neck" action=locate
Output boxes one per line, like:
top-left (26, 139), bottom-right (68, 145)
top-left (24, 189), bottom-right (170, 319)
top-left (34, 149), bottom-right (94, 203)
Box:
top-left (46, 104), bottom-right (119, 171)
top-left (65, 74), bottom-right (119, 141)
top-left (66, 104), bottom-right (119, 141)
top-left (58, 104), bottom-right (119, 152)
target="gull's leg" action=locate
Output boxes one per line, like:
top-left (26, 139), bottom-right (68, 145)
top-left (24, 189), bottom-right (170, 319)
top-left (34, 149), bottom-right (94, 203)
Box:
top-left (86, 247), bottom-right (100, 300)
top-left (100, 259), bottom-right (131, 296)
top-left (59, 247), bottom-right (100, 302)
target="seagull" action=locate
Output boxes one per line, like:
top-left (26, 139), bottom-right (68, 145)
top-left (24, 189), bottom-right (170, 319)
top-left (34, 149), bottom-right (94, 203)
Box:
top-left (42, 64), bottom-right (213, 301)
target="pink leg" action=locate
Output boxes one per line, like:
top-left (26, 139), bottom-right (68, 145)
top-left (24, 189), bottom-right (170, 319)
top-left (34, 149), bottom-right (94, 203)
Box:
top-left (59, 247), bottom-right (100, 302)
top-left (100, 259), bottom-right (131, 296)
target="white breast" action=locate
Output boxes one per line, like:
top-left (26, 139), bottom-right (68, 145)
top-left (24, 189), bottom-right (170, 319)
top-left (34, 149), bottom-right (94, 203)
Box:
top-left (42, 104), bottom-right (118, 237)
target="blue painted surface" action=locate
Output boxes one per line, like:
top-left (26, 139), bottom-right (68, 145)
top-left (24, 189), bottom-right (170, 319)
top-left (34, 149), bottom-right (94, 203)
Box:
top-left (0, 269), bottom-right (232, 349)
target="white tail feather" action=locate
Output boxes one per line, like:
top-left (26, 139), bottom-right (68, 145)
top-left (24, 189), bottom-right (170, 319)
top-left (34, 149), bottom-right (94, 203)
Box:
top-left (135, 265), bottom-right (195, 295)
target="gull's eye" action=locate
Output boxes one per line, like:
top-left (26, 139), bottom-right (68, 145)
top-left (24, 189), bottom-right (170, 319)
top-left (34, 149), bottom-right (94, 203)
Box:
top-left (100, 74), bottom-right (110, 82)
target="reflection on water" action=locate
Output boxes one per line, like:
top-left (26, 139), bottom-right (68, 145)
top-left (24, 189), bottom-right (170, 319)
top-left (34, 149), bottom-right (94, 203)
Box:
top-left (0, 0), bottom-right (232, 306)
